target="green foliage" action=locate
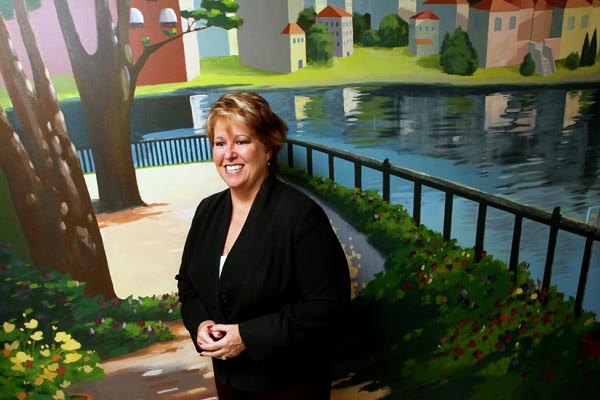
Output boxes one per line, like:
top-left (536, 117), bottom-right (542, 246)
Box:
top-left (360, 29), bottom-right (379, 47)
top-left (520, 53), bottom-right (536, 77)
top-left (280, 166), bottom-right (600, 399)
top-left (581, 33), bottom-right (592, 67)
top-left (297, 7), bottom-right (316, 33)
top-left (581, 30), bottom-right (597, 67)
top-left (565, 52), bottom-right (580, 70)
top-left (162, 28), bottom-right (178, 39)
top-left (0, 0), bottom-right (41, 19)
top-left (0, 317), bottom-right (104, 399)
top-left (353, 12), bottom-right (370, 44)
top-left (141, 36), bottom-right (151, 47)
top-left (378, 14), bottom-right (408, 48)
top-left (0, 243), bottom-right (179, 360)
top-left (306, 23), bottom-right (334, 64)
top-left (181, 0), bottom-right (243, 30)
top-left (440, 27), bottom-right (478, 76)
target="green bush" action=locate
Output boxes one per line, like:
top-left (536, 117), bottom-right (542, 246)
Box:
top-left (361, 29), bottom-right (379, 47)
top-left (378, 14), bottom-right (408, 48)
top-left (440, 27), bottom-right (478, 76)
top-left (520, 53), bottom-right (536, 76)
top-left (306, 23), bottom-right (334, 64)
top-left (281, 167), bottom-right (600, 399)
top-left (565, 52), bottom-right (580, 70)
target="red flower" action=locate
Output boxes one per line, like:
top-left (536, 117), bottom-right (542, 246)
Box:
top-left (473, 350), bottom-right (484, 360)
top-left (467, 339), bottom-right (476, 348)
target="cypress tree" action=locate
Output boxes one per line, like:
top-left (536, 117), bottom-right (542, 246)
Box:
top-left (590, 29), bottom-right (598, 66)
top-left (581, 32), bottom-right (591, 66)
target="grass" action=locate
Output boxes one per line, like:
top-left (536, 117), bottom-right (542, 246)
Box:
top-left (2, 47), bottom-right (600, 106)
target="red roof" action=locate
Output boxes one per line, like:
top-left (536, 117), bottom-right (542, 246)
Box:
top-left (505, 0), bottom-right (536, 8)
top-left (471, 0), bottom-right (521, 11)
top-left (424, 0), bottom-right (469, 4)
top-left (411, 10), bottom-right (440, 20)
top-left (416, 38), bottom-right (434, 45)
top-left (281, 23), bottom-right (305, 35)
top-left (316, 5), bottom-right (352, 18)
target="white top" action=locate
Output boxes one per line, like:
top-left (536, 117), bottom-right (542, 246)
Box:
top-left (219, 255), bottom-right (227, 278)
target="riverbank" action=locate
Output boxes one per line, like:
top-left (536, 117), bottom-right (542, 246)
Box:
top-left (2, 47), bottom-right (600, 106)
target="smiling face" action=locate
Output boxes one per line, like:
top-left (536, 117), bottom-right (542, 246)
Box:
top-left (212, 118), bottom-right (272, 196)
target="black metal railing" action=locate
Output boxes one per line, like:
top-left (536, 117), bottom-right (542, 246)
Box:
top-left (77, 134), bottom-right (599, 316)
top-left (76, 135), bottom-right (212, 173)
top-left (285, 138), bottom-right (600, 317)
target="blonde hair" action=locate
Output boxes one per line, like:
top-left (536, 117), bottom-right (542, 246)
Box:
top-left (206, 92), bottom-right (288, 172)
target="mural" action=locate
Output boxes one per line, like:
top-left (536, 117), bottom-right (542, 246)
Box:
top-left (1, 0), bottom-right (600, 399)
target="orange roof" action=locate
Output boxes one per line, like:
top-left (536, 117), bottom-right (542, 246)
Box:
top-left (424, 0), bottom-right (469, 4)
top-left (411, 10), bottom-right (440, 20)
top-left (281, 23), bottom-right (305, 35)
top-left (534, 0), bottom-right (555, 10)
top-left (471, 0), bottom-right (521, 11)
top-left (316, 5), bottom-right (352, 18)
top-left (547, 0), bottom-right (595, 7)
top-left (416, 38), bottom-right (434, 45)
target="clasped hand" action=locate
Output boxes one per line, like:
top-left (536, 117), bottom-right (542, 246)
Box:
top-left (196, 320), bottom-right (246, 360)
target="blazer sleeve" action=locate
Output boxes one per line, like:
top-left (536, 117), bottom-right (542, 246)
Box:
top-left (176, 202), bottom-right (212, 352)
top-left (239, 201), bottom-right (350, 363)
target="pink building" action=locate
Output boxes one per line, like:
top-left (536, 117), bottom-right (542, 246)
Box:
top-left (316, 5), bottom-right (354, 57)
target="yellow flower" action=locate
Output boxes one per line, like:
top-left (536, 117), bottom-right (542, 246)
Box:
top-left (11, 362), bottom-right (26, 372)
top-left (47, 362), bottom-right (59, 372)
top-left (13, 351), bottom-right (33, 363)
top-left (60, 380), bottom-right (71, 389)
top-left (2, 322), bottom-right (15, 333)
top-left (515, 288), bottom-right (524, 295)
top-left (64, 353), bottom-right (82, 363)
top-left (41, 367), bottom-right (58, 380)
top-left (4, 340), bottom-right (19, 351)
top-left (24, 319), bottom-right (39, 329)
top-left (53, 390), bottom-right (66, 400)
top-left (61, 338), bottom-right (81, 351)
top-left (54, 332), bottom-right (71, 343)
top-left (530, 292), bottom-right (538, 300)
top-left (30, 331), bottom-right (44, 341)
top-left (83, 365), bottom-right (95, 373)
top-left (40, 349), bottom-right (51, 357)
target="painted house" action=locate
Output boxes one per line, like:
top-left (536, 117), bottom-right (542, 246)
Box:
top-left (130, 0), bottom-right (200, 86)
top-left (409, 10), bottom-right (441, 55)
top-left (236, 0), bottom-right (305, 73)
top-left (316, 5), bottom-right (355, 57)
top-left (549, 0), bottom-right (597, 59)
top-left (420, 0), bottom-right (469, 41)
top-left (280, 22), bottom-right (308, 72)
top-left (304, 0), bottom-right (328, 14)
top-left (468, 0), bottom-right (522, 67)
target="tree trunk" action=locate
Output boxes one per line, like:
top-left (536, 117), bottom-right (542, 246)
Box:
top-left (54, 0), bottom-right (144, 212)
top-left (0, 3), bottom-right (116, 299)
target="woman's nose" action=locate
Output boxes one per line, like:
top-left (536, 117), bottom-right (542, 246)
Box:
top-left (224, 145), bottom-right (236, 159)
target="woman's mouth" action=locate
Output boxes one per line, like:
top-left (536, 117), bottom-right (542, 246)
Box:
top-left (225, 164), bottom-right (243, 173)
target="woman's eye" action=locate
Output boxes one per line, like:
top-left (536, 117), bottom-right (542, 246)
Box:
top-left (236, 140), bottom-right (249, 145)
top-left (215, 141), bottom-right (225, 147)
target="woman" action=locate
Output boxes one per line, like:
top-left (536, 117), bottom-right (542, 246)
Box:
top-left (176, 92), bottom-right (351, 399)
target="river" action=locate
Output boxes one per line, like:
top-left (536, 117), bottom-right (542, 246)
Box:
top-left (63, 84), bottom-right (600, 315)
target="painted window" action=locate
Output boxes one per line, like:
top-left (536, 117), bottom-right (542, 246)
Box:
top-left (582, 15), bottom-right (589, 29)
top-left (494, 17), bottom-right (502, 32)
top-left (160, 8), bottom-right (177, 27)
top-left (568, 16), bottom-right (575, 30)
top-left (130, 8), bottom-right (144, 27)
top-left (509, 16), bottom-right (516, 30)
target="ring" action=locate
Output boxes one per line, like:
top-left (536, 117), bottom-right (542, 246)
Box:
top-left (221, 356), bottom-right (227, 360)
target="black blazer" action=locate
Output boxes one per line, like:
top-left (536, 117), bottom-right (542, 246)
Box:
top-left (176, 174), bottom-right (350, 391)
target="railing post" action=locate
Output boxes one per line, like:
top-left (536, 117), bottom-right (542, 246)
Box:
top-left (542, 207), bottom-right (561, 303)
top-left (474, 203), bottom-right (487, 263)
top-left (354, 162), bottom-right (362, 190)
top-left (287, 143), bottom-right (294, 168)
top-left (307, 148), bottom-right (313, 176)
top-left (382, 158), bottom-right (390, 203)
top-left (575, 236), bottom-right (594, 317)
top-left (509, 215), bottom-right (523, 285)
top-left (443, 193), bottom-right (453, 242)
top-left (413, 182), bottom-right (422, 227)
top-left (328, 154), bottom-right (335, 182)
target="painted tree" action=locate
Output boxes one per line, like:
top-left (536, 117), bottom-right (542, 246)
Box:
top-left (0, 0), bottom-right (116, 298)
top-left (53, 0), bottom-right (242, 212)
top-left (440, 27), bottom-right (478, 76)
